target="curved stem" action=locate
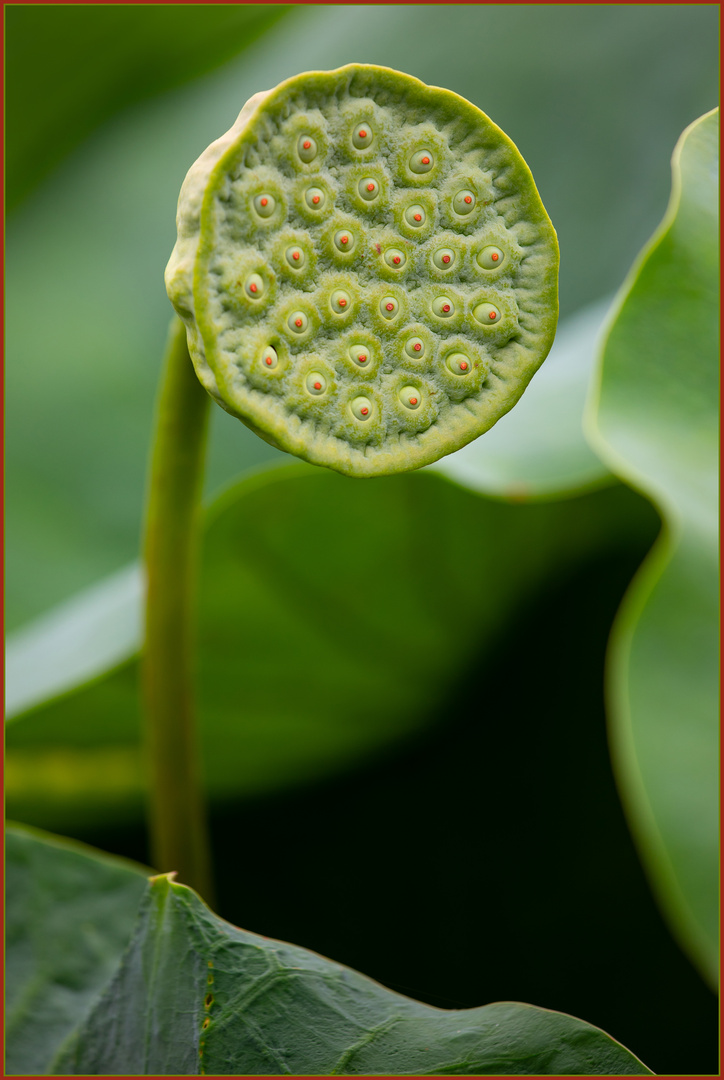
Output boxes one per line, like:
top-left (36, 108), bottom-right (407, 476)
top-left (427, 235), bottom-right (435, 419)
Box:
top-left (142, 315), bottom-right (214, 903)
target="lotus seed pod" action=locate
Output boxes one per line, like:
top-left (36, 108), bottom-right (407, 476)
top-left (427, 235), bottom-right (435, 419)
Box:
top-left (165, 64), bottom-right (559, 477)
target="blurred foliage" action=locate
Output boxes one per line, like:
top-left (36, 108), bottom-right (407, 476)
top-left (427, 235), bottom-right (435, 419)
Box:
top-left (586, 110), bottom-right (719, 988)
top-left (4, 4), bottom-right (718, 629)
top-left (5, 468), bottom-right (659, 831)
top-left (4, 4), bottom-right (292, 210)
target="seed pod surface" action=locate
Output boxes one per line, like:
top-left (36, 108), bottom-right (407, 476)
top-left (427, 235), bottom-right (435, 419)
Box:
top-left (166, 65), bottom-right (558, 477)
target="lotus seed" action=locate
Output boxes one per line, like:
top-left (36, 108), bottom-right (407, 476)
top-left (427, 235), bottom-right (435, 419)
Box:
top-left (297, 135), bottom-right (317, 163)
top-left (305, 187), bottom-right (325, 209)
top-left (405, 337), bottom-right (425, 359)
top-left (349, 344), bottom-right (369, 367)
top-left (409, 150), bottom-right (434, 174)
top-left (399, 386), bottom-right (421, 409)
top-left (351, 396), bottom-right (372, 420)
top-left (384, 248), bottom-right (406, 268)
top-left (432, 295), bottom-right (455, 318)
top-left (447, 352), bottom-right (471, 375)
top-left (453, 189), bottom-right (476, 215)
top-left (352, 124), bottom-right (374, 149)
top-left (245, 273), bottom-right (265, 299)
top-left (404, 204), bottom-right (426, 227)
top-left (306, 372), bottom-right (327, 395)
top-left (359, 178), bottom-right (380, 201)
top-left (477, 245), bottom-right (505, 269)
top-left (334, 229), bottom-right (355, 253)
top-left (473, 302), bottom-right (501, 324)
top-left (288, 310), bottom-right (309, 333)
top-left (254, 194), bottom-right (276, 218)
top-left (433, 248), bottom-right (456, 270)
top-left (330, 289), bottom-right (351, 314)
top-left (285, 246), bottom-right (306, 269)
top-left (166, 64), bottom-right (559, 478)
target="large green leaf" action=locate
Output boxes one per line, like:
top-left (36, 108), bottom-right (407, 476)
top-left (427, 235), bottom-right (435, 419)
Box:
top-left (5, 5), bottom-right (718, 629)
top-left (55, 873), bottom-right (651, 1076)
top-left (585, 110), bottom-right (719, 987)
top-left (5, 467), bottom-right (659, 832)
top-left (5, 5), bottom-right (293, 209)
top-left (4, 823), bottom-right (149, 1076)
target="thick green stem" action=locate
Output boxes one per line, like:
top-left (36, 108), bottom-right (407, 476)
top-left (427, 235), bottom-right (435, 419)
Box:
top-left (142, 315), bottom-right (214, 902)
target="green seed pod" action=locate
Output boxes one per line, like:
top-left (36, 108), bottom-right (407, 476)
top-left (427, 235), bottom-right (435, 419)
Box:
top-left (166, 64), bottom-right (559, 477)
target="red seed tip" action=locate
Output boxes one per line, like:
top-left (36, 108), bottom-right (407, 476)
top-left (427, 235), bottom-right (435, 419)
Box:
top-left (442, 304), bottom-right (451, 313)
top-left (460, 361), bottom-right (468, 371)
top-left (359, 354), bottom-right (367, 362)
top-left (385, 302), bottom-right (395, 311)
top-left (260, 197), bottom-right (268, 206)
top-left (421, 156), bottom-right (430, 165)
top-left (265, 357), bottom-right (273, 366)
top-left (489, 311), bottom-right (496, 320)
top-left (293, 251), bottom-right (300, 260)
top-left (313, 382), bottom-right (322, 390)
top-left (338, 298), bottom-right (347, 307)
top-left (442, 255), bottom-right (451, 264)
top-left (410, 397), bottom-right (418, 405)
top-left (359, 129), bottom-right (367, 138)
top-left (464, 195), bottom-right (472, 204)
top-left (413, 213), bottom-right (422, 222)
top-left (491, 252), bottom-right (499, 261)
top-left (393, 255), bottom-right (401, 265)
top-left (413, 343), bottom-right (422, 352)
top-left (249, 283), bottom-right (258, 293)
top-left (361, 406), bottom-right (369, 415)
top-left (312, 195), bottom-right (320, 204)
top-left (340, 235), bottom-right (349, 244)
top-left (295, 318), bottom-right (303, 327)
top-left (303, 140), bottom-right (311, 149)
top-left (366, 182), bottom-right (375, 192)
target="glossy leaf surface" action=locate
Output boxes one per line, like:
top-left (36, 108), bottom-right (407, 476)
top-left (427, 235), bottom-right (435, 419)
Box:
top-left (57, 874), bottom-right (651, 1076)
top-left (586, 110), bottom-right (719, 987)
top-left (4, 823), bottom-right (149, 1076)
top-left (5, 468), bottom-right (658, 831)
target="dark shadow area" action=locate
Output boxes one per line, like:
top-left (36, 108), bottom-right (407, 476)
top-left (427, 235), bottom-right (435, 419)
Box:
top-left (73, 547), bottom-right (719, 1076)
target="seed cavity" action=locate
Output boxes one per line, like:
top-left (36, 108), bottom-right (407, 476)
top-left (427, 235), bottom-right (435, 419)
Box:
top-left (404, 204), bottom-right (426, 227)
top-left (330, 289), bottom-right (351, 314)
top-left (380, 296), bottom-right (399, 320)
top-left (351, 396), bottom-right (373, 420)
top-left (245, 273), bottom-right (265, 299)
top-left (288, 310), bottom-right (309, 334)
top-left (334, 229), bottom-right (355, 253)
top-left (405, 337), bottom-right (425, 359)
top-left (409, 150), bottom-right (434, 174)
top-left (473, 302), bottom-right (501, 324)
top-left (204, 993), bottom-right (214, 1008)
top-left (447, 352), bottom-right (472, 375)
top-left (254, 194), bottom-right (276, 218)
top-left (477, 245), bottom-right (505, 269)
top-left (305, 187), bottom-right (325, 209)
top-left (359, 178), bottom-right (380, 202)
top-left (297, 135), bottom-right (318, 163)
top-left (306, 372), bottom-right (327, 396)
top-left (352, 124), bottom-right (374, 149)
top-left (432, 295), bottom-right (455, 318)
top-left (262, 345), bottom-right (278, 369)
top-left (453, 189), bottom-right (476, 215)
top-left (433, 247), bottom-right (456, 270)
top-left (285, 246), bottom-right (306, 269)
top-left (399, 386), bottom-right (421, 409)
top-left (349, 344), bottom-right (370, 367)
top-left (384, 248), bottom-right (406, 269)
